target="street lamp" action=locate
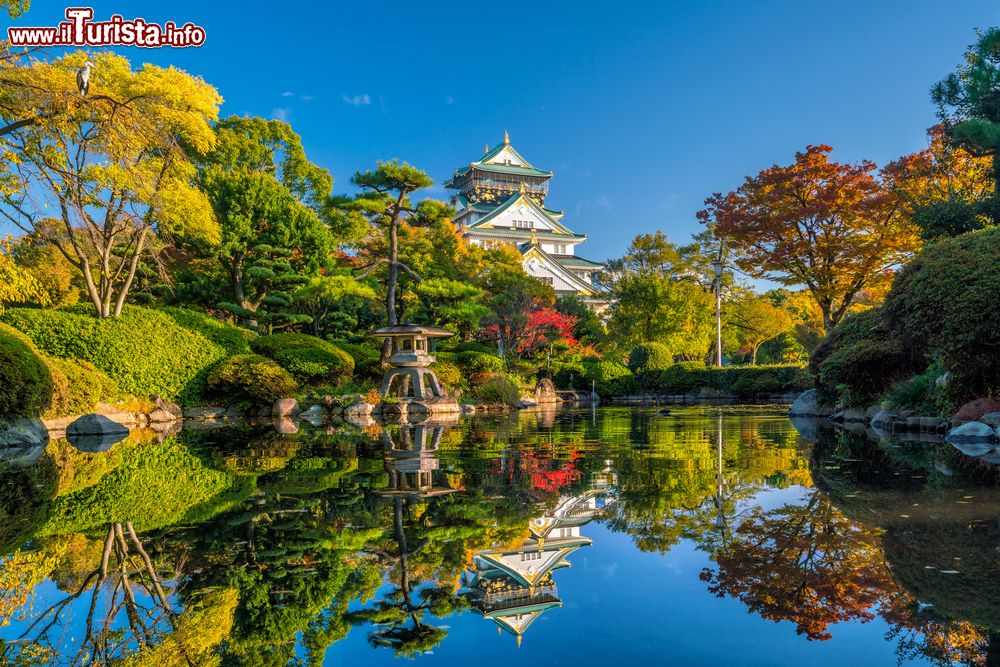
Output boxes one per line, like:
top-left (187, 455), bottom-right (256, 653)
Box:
top-left (712, 259), bottom-right (724, 367)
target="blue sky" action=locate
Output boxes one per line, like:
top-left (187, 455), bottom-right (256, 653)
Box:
top-left (3, 1), bottom-right (998, 261)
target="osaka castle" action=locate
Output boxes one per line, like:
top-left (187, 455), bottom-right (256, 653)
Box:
top-left (446, 132), bottom-right (608, 310)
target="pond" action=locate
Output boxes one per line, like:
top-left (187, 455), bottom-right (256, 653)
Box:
top-left (0, 406), bottom-right (997, 666)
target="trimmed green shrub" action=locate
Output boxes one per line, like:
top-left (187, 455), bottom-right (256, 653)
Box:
top-left (46, 357), bottom-right (118, 417)
top-left (884, 227), bottom-right (1000, 399)
top-left (251, 334), bottom-right (354, 385)
top-left (456, 351), bottom-right (505, 375)
top-left (333, 340), bottom-right (381, 381)
top-left (157, 306), bottom-right (255, 354)
top-left (582, 360), bottom-right (632, 395)
top-left (206, 354), bottom-right (299, 403)
top-left (655, 361), bottom-right (709, 394)
top-left (431, 360), bottom-right (462, 390)
top-left (628, 342), bottom-right (674, 373)
top-left (552, 362), bottom-right (587, 390)
top-left (810, 308), bottom-right (918, 406)
top-left (2, 306), bottom-right (229, 405)
top-left (0, 321), bottom-right (53, 418)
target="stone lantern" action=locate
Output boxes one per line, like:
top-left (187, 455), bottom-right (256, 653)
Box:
top-left (373, 324), bottom-right (453, 400)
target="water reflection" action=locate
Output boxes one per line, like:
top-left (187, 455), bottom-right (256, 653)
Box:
top-left (0, 407), bottom-right (996, 666)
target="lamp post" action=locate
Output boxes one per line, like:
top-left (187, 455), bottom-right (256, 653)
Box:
top-left (712, 260), bottom-right (724, 367)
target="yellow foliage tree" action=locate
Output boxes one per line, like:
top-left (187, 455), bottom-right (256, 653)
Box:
top-left (0, 50), bottom-right (221, 317)
top-left (0, 236), bottom-right (47, 313)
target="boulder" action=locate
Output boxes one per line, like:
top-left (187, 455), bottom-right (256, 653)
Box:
top-left (980, 412), bottom-right (1000, 428)
top-left (953, 398), bottom-right (1000, 423)
top-left (273, 398), bottom-right (300, 418)
top-left (224, 405), bottom-right (245, 419)
top-left (950, 441), bottom-right (995, 457)
top-left (273, 417), bottom-right (298, 435)
top-left (518, 398), bottom-right (538, 409)
top-left (380, 403), bottom-right (407, 419)
top-left (299, 404), bottom-right (327, 425)
top-left (66, 414), bottom-right (129, 453)
top-left (152, 395), bottom-right (183, 420)
top-left (945, 421), bottom-right (996, 443)
top-left (67, 413), bottom-right (129, 438)
top-left (789, 389), bottom-right (832, 418)
top-left (184, 406), bottom-right (227, 420)
top-left (461, 404), bottom-right (477, 415)
top-left (147, 408), bottom-right (177, 423)
top-left (533, 378), bottom-right (559, 404)
top-left (344, 402), bottom-right (374, 417)
top-left (0, 419), bottom-right (48, 448)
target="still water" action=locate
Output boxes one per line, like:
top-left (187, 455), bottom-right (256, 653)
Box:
top-left (0, 406), bottom-right (997, 666)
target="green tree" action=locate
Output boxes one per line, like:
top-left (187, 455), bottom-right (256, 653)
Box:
top-left (338, 161), bottom-right (452, 358)
top-left (194, 117), bottom-right (341, 329)
top-left (932, 27), bottom-right (1000, 225)
top-left (727, 296), bottom-right (793, 365)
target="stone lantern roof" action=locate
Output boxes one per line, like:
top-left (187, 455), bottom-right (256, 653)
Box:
top-left (373, 324), bottom-right (454, 338)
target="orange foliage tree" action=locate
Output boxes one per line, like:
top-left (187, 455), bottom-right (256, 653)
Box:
top-left (698, 146), bottom-right (921, 333)
top-left (700, 491), bottom-right (891, 640)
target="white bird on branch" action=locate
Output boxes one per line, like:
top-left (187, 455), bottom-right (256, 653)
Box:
top-left (77, 60), bottom-right (94, 97)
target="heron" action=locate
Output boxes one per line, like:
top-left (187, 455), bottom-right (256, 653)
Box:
top-left (77, 60), bottom-right (94, 97)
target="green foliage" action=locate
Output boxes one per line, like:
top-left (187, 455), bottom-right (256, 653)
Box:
top-left (206, 354), bottom-right (299, 403)
top-left (38, 437), bottom-right (244, 536)
top-left (250, 334), bottom-right (354, 385)
top-left (884, 227), bottom-right (1000, 399)
top-left (606, 273), bottom-right (715, 358)
top-left (0, 322), bottom-right (52, 417)
top-left (810, 308), bottom-right (917, 407)
top-left (628, 342), bottom-right (675, 373)
top-left (333, 340), bottom-right (381, 381)
top-left (46, 358), bottom-right (118, 417)
top-left (552, 362), bottom-right (587, 390)
top-left (471, 374), bottom-right (521, 407)
top-left (455, 350), bottom-right (504, 376)
top-left (884, 363), bottom-right (952, 417)
top-left (411, 277), bottom-right (489, 337)
top-left (655, 361), bottom-right (710, 395)
top-left (582, 360), bottom-right (632, 395)
top-left (2, 306), bottom-right (228, 405)
top-left (157, 306), bottom-right (255, 354)
top-left (430, 360), bottom-right (462, 390)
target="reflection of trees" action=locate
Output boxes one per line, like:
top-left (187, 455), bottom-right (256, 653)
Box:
top-left (701, 490), bottom-right (890, 641)
top-left (350, 496), bottom-right (459, 657)
top-left (2, 523), bottom-right (188, 666)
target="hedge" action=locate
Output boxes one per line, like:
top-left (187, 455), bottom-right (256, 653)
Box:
top-left (250, 334), bottom-right (354, 385)
top-left (46, 357), bottom-right (118, 417)
top-left (206, 354), bottom-right (299, 403)
top-left (628, 342), bottom-right (674, 373)
top-left (595, 362), bottom-right (811, 398)
top-left (884, 226), bottom-right (1000, 399)
top-left (2, 306), bottom-right (229, 405)
top-left (0, 321), bottom-right (53, 418)
top-left (157, 306), bottom-right (255, 354)
top-left (810, 308), bottom-right (918, 407)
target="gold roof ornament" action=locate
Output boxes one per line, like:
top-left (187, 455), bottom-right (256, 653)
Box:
top-left (529, 228), bottom-right (538, 245)
top-left (484, 144), bottom-right (489, 155)
top-left (519, 181), bottom-right (527, 194)
top-left (503, 129), bottom-right (510, 144)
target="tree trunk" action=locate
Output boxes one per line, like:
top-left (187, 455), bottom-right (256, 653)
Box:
top-left (751, 345), bottom-right (759, 366)
top-left (112, 228), bottom-right (148, 317)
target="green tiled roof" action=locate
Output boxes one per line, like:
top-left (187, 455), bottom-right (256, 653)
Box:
top-left (471, 228), bottom-right (586, 242)
top-left (462, 162), bottom-right (552, 177)
top-left (552, 255), bottom-right (603, 269)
